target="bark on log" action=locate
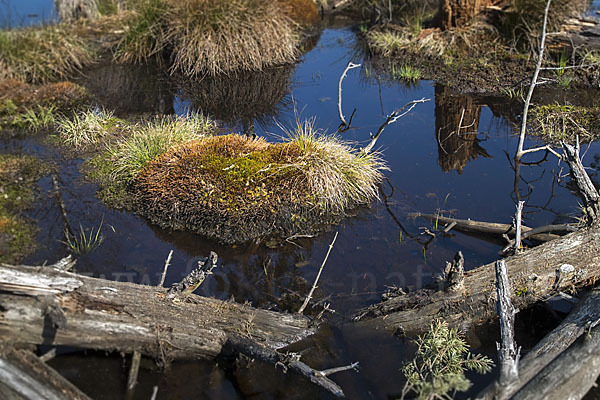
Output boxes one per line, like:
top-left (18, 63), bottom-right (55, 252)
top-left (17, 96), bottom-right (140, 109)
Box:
top-left (353, 226), bottom-right (600, 334)
top-left (409, 212), bottom-right (563, 242)
top-left (0, 261), bottom-right (314, 360)
top-left (477, 287), bottom-right (600, 399)
top-left (563, 140), bottom-right (600, 222)
top-left (0, 347), bottom-right (91, 400)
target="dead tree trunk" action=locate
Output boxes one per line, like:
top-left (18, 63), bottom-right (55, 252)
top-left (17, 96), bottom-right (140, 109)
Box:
top-left (54, 0), bottom-right (98, 21)
top-left (440, 0), bottom-right (494, 30)
top-left (353, 226), bottom-right (600, 334)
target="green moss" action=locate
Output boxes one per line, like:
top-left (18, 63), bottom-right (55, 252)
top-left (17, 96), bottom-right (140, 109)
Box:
top-left (0, 154), bottom-right (49, 263)
top-left (530, 104), bottom-right (600, 143)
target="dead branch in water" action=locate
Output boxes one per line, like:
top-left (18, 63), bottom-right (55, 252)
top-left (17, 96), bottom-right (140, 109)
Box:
top-left (362, 98), bottom-right (430, 154)
top-left (298, 231), bottom-right (338, 314)
top-left (337, 62), bottom-right (361, 131)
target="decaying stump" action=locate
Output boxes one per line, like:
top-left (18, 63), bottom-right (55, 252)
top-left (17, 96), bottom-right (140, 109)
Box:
top-left (440, 0), bottom-right (494, 30)
top-left (353, 226), bottom-right (600, 334)
top-left (54, 0), bottom-right (98, 21)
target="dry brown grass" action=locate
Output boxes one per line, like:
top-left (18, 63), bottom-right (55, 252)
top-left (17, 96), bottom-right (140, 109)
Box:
top-left (164, 0), bottom-right (299, 76)
top-left (0, 25), bottom-right (93, 84)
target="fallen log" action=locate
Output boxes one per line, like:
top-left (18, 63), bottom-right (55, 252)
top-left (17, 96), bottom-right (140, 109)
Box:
top-left (0, 258), bottom-right (313, 359)
top-left (0, 258), bottom-right (353, 396)
top-left (353, 226), bottom-right (600, 334)
top-left (0, 347), bottom-right (91, 400)
top-left (408, 212), bottom-right (564, 242)
top-left (477, 287), bottom-right (600, 399)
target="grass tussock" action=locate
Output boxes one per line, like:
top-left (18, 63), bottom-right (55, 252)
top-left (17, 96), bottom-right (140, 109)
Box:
top-left (131, 123), bottom-right (385, 242)
top-left (530, 104), bottom-right (600, 143)
top-left (166, 0), bottom-right (299, 76)
top-left (106, 113), bottom-right (217, 182)
top-left (0, 25), bottom-right (93, 84)
top-left (368, 21), bottom-right (497, 59)
top-left (0, 154), bottom-right (49, 263)
top-left (56, 108), bottom-right (126, 150)
top-left (283, 119), bottom-right (386, 212)
top-left (116, 0), bottom-right (299, 76)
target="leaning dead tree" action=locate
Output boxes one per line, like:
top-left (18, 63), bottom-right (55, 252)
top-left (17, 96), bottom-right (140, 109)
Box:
top-left (353, 224), bottom-right (600, 334)
top-left (0, 256), bottom-right (351, 397)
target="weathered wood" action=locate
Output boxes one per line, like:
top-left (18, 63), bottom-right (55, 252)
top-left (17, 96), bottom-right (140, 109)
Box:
top-left (0, 347), bottom-right (92, 400)
top-left (511, 323), bottom-right (600, 400)
top-left (477, 287), bottom-right (600, 399)
top-left (353, 226), bottom-right (600, 334)
top-left (0, 261), bottom-right (314, 361)
top-left (409, 212), bottom-right (562, 242)
top-left (495, 260), bottom-right (520, 386)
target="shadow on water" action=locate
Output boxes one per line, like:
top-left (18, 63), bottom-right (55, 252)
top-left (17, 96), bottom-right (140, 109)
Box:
top-left (3, 7), bottom-right (600, 396)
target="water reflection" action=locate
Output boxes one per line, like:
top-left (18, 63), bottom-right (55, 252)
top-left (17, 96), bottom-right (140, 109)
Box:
top-left (173, 65), bottom-right (295, 136)
top-left (77, 62), bottom-right (174, 116)
top-left (434, 85), bottom-right (491, 174)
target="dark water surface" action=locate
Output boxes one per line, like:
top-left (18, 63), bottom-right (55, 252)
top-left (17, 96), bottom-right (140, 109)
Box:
top-left (3, 4), bottom-right (600, 400)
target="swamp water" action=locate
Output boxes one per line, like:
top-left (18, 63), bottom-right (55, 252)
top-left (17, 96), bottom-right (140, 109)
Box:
top-left (3, 5), bottom-right (600, 400)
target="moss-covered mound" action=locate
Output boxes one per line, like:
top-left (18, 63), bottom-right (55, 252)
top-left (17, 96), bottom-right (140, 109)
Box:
top-left (0, 79), bottom-right (90, 131)
top-left (131, 131), bottom-right (385, 243)
top-left (0, 154), bottom-right (49, 263)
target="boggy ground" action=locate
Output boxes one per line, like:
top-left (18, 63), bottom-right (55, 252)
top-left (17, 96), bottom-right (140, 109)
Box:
top-left (362, 1), bottom-right (600, 95)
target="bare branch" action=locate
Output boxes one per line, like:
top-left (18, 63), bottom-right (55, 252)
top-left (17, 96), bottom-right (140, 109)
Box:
top-left (316, 362), bottom-right (360, 377)
top-left (514, 201), bottom-right (524, 253)
top-left (362, 97), bottom-right (430, 154)
top-left (338, 62), bottom-right (361, 128)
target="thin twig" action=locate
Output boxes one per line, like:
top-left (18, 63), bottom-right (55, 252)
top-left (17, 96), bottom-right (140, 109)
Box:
top-left (159, 250), bottom-right (173, 287)
top-left (338, 62), bottom-right (361, 128)
top-left (362, 98), bottom-right (430, 154)
top-left (298, 232), bottom-right (338, 314)
top-left (515, 0), bottom-right (552, 160)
